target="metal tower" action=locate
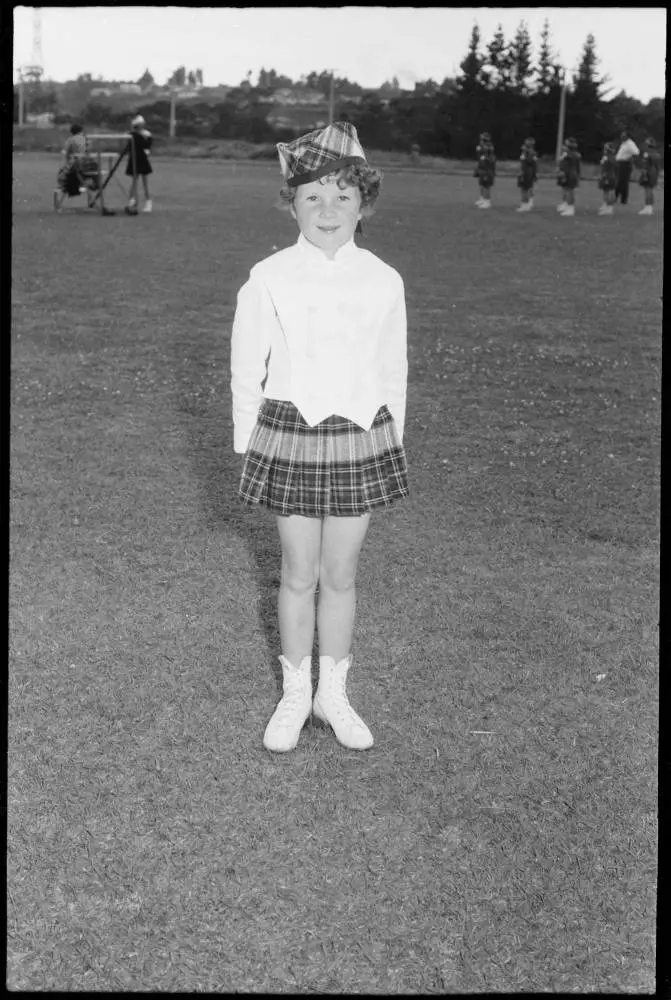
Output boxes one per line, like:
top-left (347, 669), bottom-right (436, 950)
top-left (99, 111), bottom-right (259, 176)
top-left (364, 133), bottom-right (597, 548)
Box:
top-left (22, 7), bottom-right (44, 82)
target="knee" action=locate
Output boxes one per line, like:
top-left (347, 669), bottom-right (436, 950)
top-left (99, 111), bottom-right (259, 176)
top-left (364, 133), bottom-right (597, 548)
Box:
top-left (281, 563), bottom-right (319, 597)
top-left (319, 562), bottom-right (356, 594)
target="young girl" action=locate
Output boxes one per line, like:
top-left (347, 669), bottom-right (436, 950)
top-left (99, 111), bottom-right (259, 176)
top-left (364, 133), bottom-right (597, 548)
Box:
top-left (597, 142), bottom-right (617, 215)
top-left (231, 121), bottom-right (409, 754)
top-left (556, 137), bottom-right (581, 216)
top-left (474, 132), bottom-right (496, 209)
top-left (638, 138), bottom-right (661, 215)
top-left (516, 137), bottom-right (537, 212)
top-left (125, 115), bottom-right (153, 213)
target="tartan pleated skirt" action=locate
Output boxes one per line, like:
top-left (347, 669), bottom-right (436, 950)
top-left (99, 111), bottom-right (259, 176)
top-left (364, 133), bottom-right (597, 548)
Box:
top-left (238, 399), bottom-right (409, 517)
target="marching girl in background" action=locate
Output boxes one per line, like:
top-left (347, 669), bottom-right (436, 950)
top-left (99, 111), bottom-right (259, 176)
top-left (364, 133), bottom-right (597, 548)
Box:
top-left (637, 138), bottom-right (661, 215)
top-left (126, 115), bottom-right (153, 213)
top-left (231, 122), bottom-right (409, 754)
top-left (474, 132), bottom-right (496, 209)
top-left (516, 137), bottom-right (538, 212)
top-left (556, 137), bottom-right (581, 216)
top-left (556, 140), bottom-right (568, 212)
top-left (597, 142), bottom-right (617, 215)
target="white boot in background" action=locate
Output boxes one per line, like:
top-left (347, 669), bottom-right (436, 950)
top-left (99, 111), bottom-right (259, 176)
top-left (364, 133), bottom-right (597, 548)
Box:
top-left (263, 655), bottom-right (313, 752)
top-left (142, 199), bottom-right (153, 213)
top-left (638, 205), bottom-right (653, 215)
top-left (562, 205), bottom-right (575, 216)
top-left (313, 656), bottom-right (374, 750)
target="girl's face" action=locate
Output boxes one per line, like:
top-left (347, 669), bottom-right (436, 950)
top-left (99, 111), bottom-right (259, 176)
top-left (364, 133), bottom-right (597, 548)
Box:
top-left (291, 175), bottom-right (362, 259)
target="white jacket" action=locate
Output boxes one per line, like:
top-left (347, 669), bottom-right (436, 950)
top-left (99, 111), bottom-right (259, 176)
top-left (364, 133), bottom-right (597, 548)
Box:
top-left (231, 233), bottom-right (408, 454)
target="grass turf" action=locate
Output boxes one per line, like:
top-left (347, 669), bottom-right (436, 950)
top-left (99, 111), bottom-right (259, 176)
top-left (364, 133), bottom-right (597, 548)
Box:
top-left (9, 153), bottom-right (661, 992)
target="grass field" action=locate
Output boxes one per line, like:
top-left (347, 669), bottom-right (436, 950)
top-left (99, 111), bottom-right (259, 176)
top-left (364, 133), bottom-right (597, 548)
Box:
top-left (9, 153), bottom-right (661, 992)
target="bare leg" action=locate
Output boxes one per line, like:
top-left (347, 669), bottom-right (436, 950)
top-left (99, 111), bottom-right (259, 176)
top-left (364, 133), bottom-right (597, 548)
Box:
top-left (276, 515), bottom-right (321, 666)
top-left (142, 174), bottom-right (150, 200)
top-left (317, 514), bottom-right (371, 661)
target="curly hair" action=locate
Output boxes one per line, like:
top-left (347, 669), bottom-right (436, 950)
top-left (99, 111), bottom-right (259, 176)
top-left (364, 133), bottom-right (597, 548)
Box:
top-left (278, 162), bottom-right (384, 216)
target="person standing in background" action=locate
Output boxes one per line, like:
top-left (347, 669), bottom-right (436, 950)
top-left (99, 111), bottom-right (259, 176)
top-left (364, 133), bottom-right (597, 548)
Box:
top-left (637, 137), bottom-right (661, 215)
top-left (474, 133), bottom-right (496, 210)
top-left (516, 137), bottom-right (538, 212)
top-left (614, 130), bottom-right (640, 205)
top-left (126, 115), bottom-right (154, 214)
top-left (556, 138), bottom-right (581, 217)
top-left (597, 142), bottom-right (618, 216)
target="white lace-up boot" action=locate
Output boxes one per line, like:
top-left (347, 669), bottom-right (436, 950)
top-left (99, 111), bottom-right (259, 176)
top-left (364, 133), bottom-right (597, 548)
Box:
top-left (313, 656), bottom-right (374, 750)
top-left (263, 655), bottom-right (313, 752)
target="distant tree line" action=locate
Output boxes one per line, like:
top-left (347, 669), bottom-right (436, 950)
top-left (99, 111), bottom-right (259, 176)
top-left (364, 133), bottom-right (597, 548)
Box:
top-left (14, 21), bottom-right (664, 162)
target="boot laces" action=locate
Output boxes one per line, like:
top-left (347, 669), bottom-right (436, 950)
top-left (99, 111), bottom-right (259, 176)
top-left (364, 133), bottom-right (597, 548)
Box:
top-left (331, 674), bottom-right (364, 726)
top-left (275, 677), bottom-right (309, 725)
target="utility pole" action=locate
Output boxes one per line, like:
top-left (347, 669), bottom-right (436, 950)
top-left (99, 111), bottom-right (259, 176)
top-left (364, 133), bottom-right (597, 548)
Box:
top-left (18, 75), bottom-right (25, 126)
top-left (555, 68), bottom-right (567, 161)
top-left (328, 70), bottom-right (335, 125)
top-left (169, 88), bottom-right (176, 138)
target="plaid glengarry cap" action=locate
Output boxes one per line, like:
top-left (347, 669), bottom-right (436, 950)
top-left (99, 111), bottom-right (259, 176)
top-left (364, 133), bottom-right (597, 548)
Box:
top-left (277, 121), bottom-right (367, 188)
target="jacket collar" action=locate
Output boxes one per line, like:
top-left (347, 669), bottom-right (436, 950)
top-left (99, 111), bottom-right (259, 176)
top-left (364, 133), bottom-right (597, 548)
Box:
top-left (297, 232), bottom-right (359, 265)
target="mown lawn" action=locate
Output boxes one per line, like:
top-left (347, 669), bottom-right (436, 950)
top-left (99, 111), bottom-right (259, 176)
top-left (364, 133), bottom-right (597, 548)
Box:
top-left (9, 152), bottom-right (661, 992)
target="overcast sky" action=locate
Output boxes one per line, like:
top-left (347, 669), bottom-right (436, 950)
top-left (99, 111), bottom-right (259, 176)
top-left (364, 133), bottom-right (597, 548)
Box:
top-left (13, 6), bottom-right (667, 103)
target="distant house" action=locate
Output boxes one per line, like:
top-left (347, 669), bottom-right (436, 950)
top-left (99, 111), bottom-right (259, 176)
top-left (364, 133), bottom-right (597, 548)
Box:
top-left (25, 111), bottom-right (55, 127)
top-left (90, 87), bottom-right (114, 97)
top-left (266, 106), bottom-right (329, 131)
top-left (263, 87), bottom-right (326, 106)
top-left (118, 82), bottom-right (142, 94)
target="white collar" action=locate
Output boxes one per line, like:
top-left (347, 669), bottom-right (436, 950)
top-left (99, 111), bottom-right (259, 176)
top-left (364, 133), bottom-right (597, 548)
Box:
top-left (297, 232), bottom-right (359, 265)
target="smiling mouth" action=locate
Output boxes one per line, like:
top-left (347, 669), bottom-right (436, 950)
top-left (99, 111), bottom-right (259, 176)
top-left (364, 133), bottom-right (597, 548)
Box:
top-left (318, 225), bottom-right (340, 232)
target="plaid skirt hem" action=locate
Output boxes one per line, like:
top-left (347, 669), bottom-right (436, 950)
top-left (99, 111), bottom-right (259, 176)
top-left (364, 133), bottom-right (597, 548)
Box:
top-left (238, 399), bottom-right (409, 518)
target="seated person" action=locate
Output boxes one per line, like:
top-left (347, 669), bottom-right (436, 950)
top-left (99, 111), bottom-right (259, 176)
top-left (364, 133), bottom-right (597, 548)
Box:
top-left (55, 124), bottom-right (99, 205)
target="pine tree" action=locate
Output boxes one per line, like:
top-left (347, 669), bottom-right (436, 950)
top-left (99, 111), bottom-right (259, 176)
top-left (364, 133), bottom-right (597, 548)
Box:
top-left (572, 33), bottom-right (609, 101)
top-left (535, 18), bottom-right (554, 94)
top-left (137, 68), bottom-right (155, 91)
top-left (567, 35), bottom-right (611, 160)
top-left (485, 24), bottom-right (513, 91)
top-left (457, 24), bottom-right (487, 94)
top-left (453, 24), bottom-right (490, 155)
top-left (509, 21), bottom-right (534, 94)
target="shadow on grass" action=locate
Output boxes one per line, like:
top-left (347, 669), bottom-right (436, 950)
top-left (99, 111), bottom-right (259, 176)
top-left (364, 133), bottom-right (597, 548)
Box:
top-left (171, 377), bottom-right (286, 694)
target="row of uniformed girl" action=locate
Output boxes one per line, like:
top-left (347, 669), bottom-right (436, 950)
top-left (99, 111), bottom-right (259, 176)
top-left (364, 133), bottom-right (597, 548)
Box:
top-left (596, 137), bottom-right (661, 215)
top-left (474, 132), bottom-right (661, 215)
top-left (474, 133), bottom-right (539, 212)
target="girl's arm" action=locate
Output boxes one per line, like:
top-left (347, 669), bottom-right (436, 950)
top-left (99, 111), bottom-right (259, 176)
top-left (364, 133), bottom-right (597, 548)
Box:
top-left (380, 279), bottom-right (408, 443)
top-left (230, 272), bottom-right (274, 454)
